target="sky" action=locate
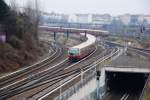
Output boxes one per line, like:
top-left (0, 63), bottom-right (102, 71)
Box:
top-left (5, 0), bottom-right (150, 16)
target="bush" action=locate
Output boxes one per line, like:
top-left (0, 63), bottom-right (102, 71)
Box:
top-left (0, 0), bottom-right (44, 73)
top-left (9, 35), bottom-right (25, 49)
top-left (0, 43), bottom-right (16, 56)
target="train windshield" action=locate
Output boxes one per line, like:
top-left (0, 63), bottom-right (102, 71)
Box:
top-left (68, 48), bottom-right (79, 55)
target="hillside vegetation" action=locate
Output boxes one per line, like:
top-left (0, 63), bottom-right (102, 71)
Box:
top-left (0, 0), bottom-right (46, 73)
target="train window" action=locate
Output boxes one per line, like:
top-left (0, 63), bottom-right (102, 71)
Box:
top-left (68, 48), bottom-right (79, 55)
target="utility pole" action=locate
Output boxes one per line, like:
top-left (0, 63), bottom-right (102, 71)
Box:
top-left (96, 71), bottom-right (100, 100)
top-left (54, 32), bottom-right (56, 41)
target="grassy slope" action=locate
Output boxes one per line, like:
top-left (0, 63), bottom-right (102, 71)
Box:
top-left (0, 0), bottom-right (47, 73)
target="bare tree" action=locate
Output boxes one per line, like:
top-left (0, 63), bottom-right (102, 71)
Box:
top-left (25, 0), bottom-right (41, 42)
top-left (9, 0), bottom-right (18, 12)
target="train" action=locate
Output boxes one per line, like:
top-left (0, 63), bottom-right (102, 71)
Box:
top-left (39, 26), bottom-right (109, 37)
top-left (39, 26), bottom-right (103, 61)
top-left (68, 33), bottom-right (96, 61)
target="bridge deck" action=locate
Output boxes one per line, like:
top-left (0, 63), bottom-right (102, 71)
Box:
top-left (104, 67), bottom-right (150, 73)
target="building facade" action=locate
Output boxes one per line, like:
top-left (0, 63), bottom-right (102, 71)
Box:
top-left (119, 14), bottom-right (131, 25)
top-left (91, 14), bottom-right (112, 25)
top-left (75, 14), bottom-right (90, 23)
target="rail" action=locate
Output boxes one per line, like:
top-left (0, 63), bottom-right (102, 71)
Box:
top-left (0, 43), bottom-right (64, 99)
top-left (0, 42), bottom-right (57, 81)
top-left (38, 47), bottom-right (120, 100)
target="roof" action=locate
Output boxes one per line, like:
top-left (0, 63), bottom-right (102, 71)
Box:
top-left (72, 33), bottom-right (96, 49)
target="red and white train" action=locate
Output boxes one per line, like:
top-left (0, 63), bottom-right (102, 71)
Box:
top-left (39, 26), bottom-right (101, 61)
top-left (68, 33), bottom-right (96, 61)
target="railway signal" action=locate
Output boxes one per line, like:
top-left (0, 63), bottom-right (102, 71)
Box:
top-left (66, 30), bottom-right (69, 39)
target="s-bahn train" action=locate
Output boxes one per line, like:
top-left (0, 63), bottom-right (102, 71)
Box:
top-left (68, 33), bottom-right (96, 61)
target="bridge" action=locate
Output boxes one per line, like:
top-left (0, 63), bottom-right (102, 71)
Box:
top-left (52, 66), bottom-right (150, 100)
top-left (104, 66), bottom-right (150, 74)
top-left (39, 26), bottom-right (109, 36)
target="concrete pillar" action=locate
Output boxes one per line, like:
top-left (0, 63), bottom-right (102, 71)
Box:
top-left (84, 31), bottom-right (87, 38)
top-left (66, 30), bottom-right (69, 39)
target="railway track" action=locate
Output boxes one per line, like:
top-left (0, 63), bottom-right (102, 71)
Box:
top-left (121, 93), bottom-right (129, 100)
top-left (0, 42), bottom-right (57, 84)
top-left (105, 41), bottom-right (150, 57)
top-left (5, 45), bottom-right (109, 100)
top-left (0, 42), bottom-right (54, 79)
top-left (26, 47), bottom-right (99, 98)
top-left (128, 47), bottom-right (150, 57)
top-left (0, 32), bottom-right (90, 99)
top-left (5, 46), bottom-right (98, 99)
top-left (0, 49), bottom-right (89, 99)
top-left (1, 42), bottom-right (118, 99)
top-left (34, 47), bottom-right (119, 100)
top-left (103, 91), bottom-right (124, 100)
top-left (0, 69), bottom-right (79, 99)
top-left (0, 42), bottom-right (66, 99)
top-left (103, 91), bottom-right (140, 100)
top-left (0, 28), bottom-right (112, 100)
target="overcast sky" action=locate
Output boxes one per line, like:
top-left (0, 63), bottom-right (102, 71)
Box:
top-left (5, 0), bottom-right (150, 16)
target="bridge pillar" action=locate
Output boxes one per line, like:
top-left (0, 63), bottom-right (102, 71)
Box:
top-left (54, 32), bottom-right (56, 41)
top-left (66, 30), bottom-right (69, 40)
top-left (84, 31), bottom-right (87, 38)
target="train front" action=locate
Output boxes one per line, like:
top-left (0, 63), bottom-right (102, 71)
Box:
top-left (68, 48), bottom-right (80, 61)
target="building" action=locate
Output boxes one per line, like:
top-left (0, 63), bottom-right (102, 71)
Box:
top-left (68, 14), bottom-right (76, 23)
top-left (119, 14), bottom-right (150, 26)
top-left (119, 14), bottom-right (131, 25)
top-left (91, 14), bottom-right (112, 25)
top-left (42, 12), bottom-right (69, 23)
top-left (75, 14), bottom-right (90, 23)
top-left (130, 15), bottom-right (139, 25)
top-left (138, 15), bottom-right (150, 25)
